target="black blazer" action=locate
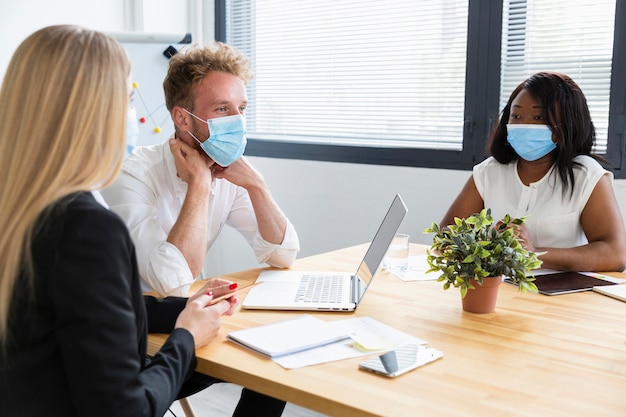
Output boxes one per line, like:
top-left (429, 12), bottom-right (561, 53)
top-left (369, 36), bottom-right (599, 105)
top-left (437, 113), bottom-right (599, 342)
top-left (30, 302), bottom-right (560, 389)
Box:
top-left (0, 192), bottom-right (195, 417)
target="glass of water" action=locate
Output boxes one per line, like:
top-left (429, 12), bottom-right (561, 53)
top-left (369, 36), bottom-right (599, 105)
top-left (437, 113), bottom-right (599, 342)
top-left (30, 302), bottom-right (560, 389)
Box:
top-left (383, 233), bottom-right (410, 272)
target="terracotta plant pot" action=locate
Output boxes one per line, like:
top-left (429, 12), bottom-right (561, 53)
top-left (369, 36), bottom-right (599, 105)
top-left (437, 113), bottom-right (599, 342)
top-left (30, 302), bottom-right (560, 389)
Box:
top-left (461, 276), bottom-right (502, 314)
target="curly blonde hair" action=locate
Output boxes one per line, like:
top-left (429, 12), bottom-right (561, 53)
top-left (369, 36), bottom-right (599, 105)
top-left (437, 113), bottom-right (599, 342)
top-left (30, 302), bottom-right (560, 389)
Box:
top-left (163, 41), bottom-right (253, 112)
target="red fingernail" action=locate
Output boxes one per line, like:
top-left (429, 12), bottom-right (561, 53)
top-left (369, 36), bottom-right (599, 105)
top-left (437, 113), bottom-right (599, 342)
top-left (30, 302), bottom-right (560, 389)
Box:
top-left (206, 291), bottom-right (213, 297)
top-left (228, 283), bottom-right (238, 290)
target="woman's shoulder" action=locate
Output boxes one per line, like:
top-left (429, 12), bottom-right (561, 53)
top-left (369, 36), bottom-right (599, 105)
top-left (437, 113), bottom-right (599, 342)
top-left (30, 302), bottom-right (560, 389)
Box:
top-left (573, 154), bottom-right (605, 168)
top-left (473, 156), bottom-right (515, 175)
top-left (572, 155), bottom-right (611, 177)
top-left (32, 192), bottom-right (135, 283)
top-left (44, 192), bottom-right (128, 236)
top-left (567, 155), bottom-right (614, 197)
top-left (57, 192), bottom-right (119, 217)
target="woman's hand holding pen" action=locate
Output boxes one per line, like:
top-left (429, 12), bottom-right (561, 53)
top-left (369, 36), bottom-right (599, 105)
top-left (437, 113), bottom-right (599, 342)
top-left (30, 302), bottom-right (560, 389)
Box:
top-left (174, 278), bottom-right (241, 349)
top-left (196, 278), bottom-right (241, 312)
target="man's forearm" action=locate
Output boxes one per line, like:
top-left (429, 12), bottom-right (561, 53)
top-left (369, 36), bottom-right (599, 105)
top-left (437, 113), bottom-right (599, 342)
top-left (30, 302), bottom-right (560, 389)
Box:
top-left (167, 182), bottom-right (211, 276)
top-left (246, 184), bottom-right (288, 244)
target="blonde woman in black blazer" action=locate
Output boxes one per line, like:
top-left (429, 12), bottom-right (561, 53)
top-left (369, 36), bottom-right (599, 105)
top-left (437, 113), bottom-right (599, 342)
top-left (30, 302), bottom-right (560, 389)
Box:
top-left (0, 26), bottom-right (246, 417)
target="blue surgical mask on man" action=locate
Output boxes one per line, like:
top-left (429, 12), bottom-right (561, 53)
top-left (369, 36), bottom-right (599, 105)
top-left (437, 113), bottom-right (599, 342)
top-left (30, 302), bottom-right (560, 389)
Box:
top-left (125, 105), bottom-right (140, 159)
top-left (506, 124), bottom-right (556, 161)
top-left (183, 109), bottom-right (247, 167)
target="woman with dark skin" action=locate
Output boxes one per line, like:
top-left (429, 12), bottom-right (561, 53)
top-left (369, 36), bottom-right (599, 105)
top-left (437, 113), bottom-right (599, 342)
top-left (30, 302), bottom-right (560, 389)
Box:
top-left (440, 72), bottom-right (626, 272)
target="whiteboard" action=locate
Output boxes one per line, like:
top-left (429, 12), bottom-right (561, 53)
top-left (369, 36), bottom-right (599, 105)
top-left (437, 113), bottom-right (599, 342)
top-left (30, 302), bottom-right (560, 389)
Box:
top-left (108, 32), bottom-right (191, 146)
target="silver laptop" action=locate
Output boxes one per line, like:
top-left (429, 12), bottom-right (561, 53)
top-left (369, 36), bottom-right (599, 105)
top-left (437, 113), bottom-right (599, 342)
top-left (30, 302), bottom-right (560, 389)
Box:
top-left (242, 194), bottom-right (408, 311)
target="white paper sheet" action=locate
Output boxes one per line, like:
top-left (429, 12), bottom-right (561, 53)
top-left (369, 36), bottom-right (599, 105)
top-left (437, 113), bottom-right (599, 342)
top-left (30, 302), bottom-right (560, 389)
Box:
top-left (271, 316), bottom-right (426, 369)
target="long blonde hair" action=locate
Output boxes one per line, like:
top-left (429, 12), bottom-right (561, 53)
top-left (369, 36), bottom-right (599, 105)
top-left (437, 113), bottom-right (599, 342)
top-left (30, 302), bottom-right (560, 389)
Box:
top-left (0, 25), bottom-right (131, 342)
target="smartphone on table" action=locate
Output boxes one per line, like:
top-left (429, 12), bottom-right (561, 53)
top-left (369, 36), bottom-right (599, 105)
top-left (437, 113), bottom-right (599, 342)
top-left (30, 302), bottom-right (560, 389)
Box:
top-left (358, 344), bottom-right (443, 377)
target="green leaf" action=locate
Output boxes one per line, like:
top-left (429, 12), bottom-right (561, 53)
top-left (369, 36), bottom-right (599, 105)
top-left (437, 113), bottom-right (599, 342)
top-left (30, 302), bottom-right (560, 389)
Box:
top-left (460, 285), bottom-right (468, 298)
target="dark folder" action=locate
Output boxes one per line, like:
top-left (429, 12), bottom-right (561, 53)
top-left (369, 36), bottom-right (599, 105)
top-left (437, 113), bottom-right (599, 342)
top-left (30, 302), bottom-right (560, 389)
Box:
top-left (504, 271), bottom-right (618, 295)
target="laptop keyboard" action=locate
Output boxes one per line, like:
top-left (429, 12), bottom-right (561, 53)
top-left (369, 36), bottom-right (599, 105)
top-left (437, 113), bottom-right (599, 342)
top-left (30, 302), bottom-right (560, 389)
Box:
top-left (295, 274), bottom-right (344, 303)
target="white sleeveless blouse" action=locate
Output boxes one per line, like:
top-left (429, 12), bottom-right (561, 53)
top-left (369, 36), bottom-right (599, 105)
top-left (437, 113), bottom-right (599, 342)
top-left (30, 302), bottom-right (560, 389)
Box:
top-left (472, 155), bottom-right (610, 248)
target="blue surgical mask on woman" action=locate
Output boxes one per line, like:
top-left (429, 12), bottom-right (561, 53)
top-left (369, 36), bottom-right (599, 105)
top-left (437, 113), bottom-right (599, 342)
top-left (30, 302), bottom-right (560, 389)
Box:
top-left (183, 109), bottom-right (247, 167)
top-left (125, 105), bottom-right (140, 159)
top-left (506, 124), bottom-right (556, 161)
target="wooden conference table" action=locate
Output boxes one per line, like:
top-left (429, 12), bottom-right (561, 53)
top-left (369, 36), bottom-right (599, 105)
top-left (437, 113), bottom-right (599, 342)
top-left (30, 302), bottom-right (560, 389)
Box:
top-left (148, 244), bottom-right (626, 417)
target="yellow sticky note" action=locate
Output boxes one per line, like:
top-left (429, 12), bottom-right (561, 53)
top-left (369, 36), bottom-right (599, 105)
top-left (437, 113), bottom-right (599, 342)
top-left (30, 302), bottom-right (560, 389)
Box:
top-left (350, 334), bottom-right (398, 352)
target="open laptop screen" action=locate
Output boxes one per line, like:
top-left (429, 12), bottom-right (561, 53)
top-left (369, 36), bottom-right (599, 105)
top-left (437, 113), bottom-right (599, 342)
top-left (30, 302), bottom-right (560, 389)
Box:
top-left (353, 194), bottom-right (408, 303)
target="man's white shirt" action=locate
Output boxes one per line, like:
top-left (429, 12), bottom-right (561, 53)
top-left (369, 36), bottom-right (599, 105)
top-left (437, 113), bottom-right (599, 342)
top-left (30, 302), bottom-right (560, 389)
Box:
top-left (101, 140), bottom-right (300, 296)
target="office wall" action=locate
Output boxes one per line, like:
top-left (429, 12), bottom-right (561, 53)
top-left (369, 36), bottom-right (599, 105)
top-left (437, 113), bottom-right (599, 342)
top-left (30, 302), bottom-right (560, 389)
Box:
top-left (206, 156), bottom-right (626, 277)
top-left (0, 0), bottom-right (121, 75)
top-left (203, 157), bottom-right (471, 276)
top-left (0, 0), bottom-right (189, 76)
top-left (3, 1), bottom-right (626, 278)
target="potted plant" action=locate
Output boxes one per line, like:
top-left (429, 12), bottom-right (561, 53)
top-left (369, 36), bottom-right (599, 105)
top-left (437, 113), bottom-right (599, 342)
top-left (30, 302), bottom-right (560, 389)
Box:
top-left (423, 208), bottom-right (542, 313)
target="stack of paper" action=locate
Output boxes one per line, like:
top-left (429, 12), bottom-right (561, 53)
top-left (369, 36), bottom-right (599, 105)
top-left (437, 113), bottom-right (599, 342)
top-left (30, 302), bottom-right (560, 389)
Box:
top-left (227, 315), bottom-right (350, 358)
top-left (227, 314), bottom-right (427, 369)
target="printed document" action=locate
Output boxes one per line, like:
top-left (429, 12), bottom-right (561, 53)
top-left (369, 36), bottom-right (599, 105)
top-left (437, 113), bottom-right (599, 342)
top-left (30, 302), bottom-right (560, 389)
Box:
top-left (227, 314), bottom-right (427, 369)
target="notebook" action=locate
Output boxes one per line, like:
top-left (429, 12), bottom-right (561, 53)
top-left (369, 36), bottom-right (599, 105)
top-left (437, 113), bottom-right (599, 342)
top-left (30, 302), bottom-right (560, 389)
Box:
top-left (504, 271), bottom-right (620, 295)
top-left (593, 284), bottom-right (626, 302)
top-left (226, 315), bottom-right (350, 358)
top-left (242, 194), bottom-right (408, 311)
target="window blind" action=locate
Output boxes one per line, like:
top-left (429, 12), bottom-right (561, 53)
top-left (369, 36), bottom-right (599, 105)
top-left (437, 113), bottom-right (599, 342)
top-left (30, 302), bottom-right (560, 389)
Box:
top-left (501, 0), bottom-right (616, 153)
top-left (226, 0), bottom-right (469, 150)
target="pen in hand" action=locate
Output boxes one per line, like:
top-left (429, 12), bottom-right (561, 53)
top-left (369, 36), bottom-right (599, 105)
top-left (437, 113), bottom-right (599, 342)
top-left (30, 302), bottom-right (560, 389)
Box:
top-left (207, 282), bottom-right (262, 305)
